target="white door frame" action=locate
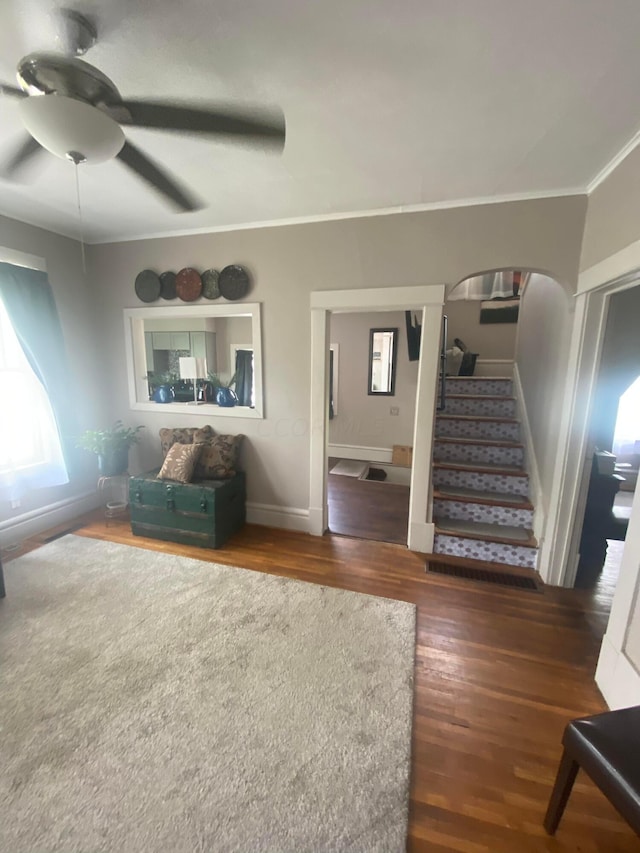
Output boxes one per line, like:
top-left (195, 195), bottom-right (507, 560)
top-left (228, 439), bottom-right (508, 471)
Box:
top-left (542, 238), bottom-right (640, 587)
top-left (309, 285), bottom-right (446, 552)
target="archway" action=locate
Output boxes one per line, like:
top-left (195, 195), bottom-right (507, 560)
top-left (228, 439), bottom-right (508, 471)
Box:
top-left (436, 268), bottom-right (572, 577)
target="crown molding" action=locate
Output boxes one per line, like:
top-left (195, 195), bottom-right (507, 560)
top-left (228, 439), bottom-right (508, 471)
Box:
top-left (89, 187), bottom-right (586, 245)
top-left (587, 127), bottom-right (640, 194)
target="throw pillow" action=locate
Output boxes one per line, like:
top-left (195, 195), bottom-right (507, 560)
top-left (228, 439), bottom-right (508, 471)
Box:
top-left (159, 425), bottom-right (215, 458)
top-left (157, 442), bottom-right (203, 483)
top-left (194, 434), bottom-right (244, 480)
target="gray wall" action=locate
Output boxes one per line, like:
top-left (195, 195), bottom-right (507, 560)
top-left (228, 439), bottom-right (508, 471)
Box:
top-left (581, 145), bottom-right (640, 270)
top-left (0, 214), bottom-right (104, 525)
top-left (87, 195), bottom-right (586, 512)
top-left (215, 316), bottom-right (254, 378)
top-left (444, 299), bottom-right (517, 360)
top-left (329, 311), bottom-right (417, 449)
top-left (515, 273), bottom-right (574, 515)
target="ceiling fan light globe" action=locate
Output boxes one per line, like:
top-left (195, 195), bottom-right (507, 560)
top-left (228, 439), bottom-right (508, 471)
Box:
top-left (18, 95), bottom-right (124, 164)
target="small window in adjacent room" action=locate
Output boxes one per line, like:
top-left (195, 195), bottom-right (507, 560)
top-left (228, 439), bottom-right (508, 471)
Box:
top-left (0, 294), bottom-right (68, 499)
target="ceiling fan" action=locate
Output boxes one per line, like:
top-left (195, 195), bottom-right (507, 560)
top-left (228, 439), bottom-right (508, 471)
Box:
top-left (0, 9), bottom-right (286, 212)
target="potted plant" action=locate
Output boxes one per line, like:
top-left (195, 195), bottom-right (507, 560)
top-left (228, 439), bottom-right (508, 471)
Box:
top-left (78, 420), bottom-right (144, 476)
top-left (208, 371), bottom-right (238, 407)
top-left (147, 370), bottom-right (177, 403)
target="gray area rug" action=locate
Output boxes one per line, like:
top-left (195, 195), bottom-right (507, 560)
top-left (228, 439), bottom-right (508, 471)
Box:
top-left (0, 536), bottom-right (415, 852)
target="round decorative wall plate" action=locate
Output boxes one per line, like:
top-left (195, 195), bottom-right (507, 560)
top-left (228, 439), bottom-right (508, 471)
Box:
top-left (175, 267), bottom-right (202, 302)
top-left (201, 268), bottom-right (220, 299)
top-left (134, 269), bottom-right (161, 302)
top-left (219, 265), bottom-right (250, 300)
top-left (159, 271), bottom-right (177, 300)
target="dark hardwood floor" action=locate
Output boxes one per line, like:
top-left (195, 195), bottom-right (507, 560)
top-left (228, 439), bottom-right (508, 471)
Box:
top-left (2, 512), bottom-right (636, 851)
top-left (327, 457), bottom-right (410, 544)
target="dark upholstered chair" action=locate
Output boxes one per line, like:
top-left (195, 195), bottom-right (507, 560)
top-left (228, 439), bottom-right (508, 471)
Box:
top-left (544, 705), bottom-right (640, 835)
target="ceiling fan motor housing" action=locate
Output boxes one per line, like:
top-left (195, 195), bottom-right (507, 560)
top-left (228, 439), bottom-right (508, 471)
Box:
top-left (18, 95), bottom-right (125, 164)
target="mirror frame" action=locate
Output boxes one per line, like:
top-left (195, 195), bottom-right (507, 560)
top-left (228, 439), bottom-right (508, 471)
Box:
top-left (368, 327), bottom-right (398, 396)
top-left (123, 302), bottom-right (264, 418)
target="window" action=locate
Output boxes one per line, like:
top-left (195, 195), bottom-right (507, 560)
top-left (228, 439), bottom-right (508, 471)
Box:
top-left (0, 295), bottom-right (68, 500)
top-left (613, 376), bottom-right (640, 458)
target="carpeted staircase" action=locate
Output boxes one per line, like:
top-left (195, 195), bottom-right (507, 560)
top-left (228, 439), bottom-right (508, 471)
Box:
top-left (432, 376), bottom-right (538, 569)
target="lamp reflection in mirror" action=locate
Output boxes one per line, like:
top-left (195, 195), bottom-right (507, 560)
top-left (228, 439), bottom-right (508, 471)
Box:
top-left (179, 356), bottom-right (207, 405)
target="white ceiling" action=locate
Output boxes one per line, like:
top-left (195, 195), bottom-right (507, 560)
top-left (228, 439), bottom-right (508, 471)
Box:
top-left (1, 0), bottom-right (640, 243)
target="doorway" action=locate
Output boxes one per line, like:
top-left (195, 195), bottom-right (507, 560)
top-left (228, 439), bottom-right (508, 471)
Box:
top-left (309, 285), bottom-right (445, 554)
top-left (326, 310), bottom-right (418, 545)
top-left (572, 285), bottom-right (640, 601)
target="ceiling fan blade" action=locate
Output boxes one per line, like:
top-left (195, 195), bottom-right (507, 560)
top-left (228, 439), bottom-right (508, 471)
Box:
top-left (118, 100), bottom-right (285, 149)
top-left (0, 83), bottom-right (27, 98)
top-left (1, 134), bottom-right (44, 178)
top-left (117, 139), bottom-right (202, 212)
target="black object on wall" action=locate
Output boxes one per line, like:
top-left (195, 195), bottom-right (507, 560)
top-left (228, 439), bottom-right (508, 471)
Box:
top-left (405, 310), bottom-right (421, 362)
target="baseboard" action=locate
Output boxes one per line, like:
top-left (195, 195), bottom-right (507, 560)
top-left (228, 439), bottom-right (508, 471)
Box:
top-left (408, 521), bottom-right (434, 553)
top-left (474, 358), bottom-right (514, 377)
top-left (246, 501), bottom-right (310, 533)
top-left (595, 633), bottom-right (640, 709)
top-left (328, 444), bottom-right (393, 464)
top-left (512, 363), bottom-right (545, 540)
top-left (0, 490), bottom-right (101, 549)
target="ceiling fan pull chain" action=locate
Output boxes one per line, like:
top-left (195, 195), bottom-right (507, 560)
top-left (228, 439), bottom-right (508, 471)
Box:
top-left (73, 158), bottom-right (86, 274)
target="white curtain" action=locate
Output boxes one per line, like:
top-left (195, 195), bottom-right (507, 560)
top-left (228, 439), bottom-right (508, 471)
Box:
top-left (0, 296), bottom-right (68, 501)
top-left (449, 272), bottom-right (530, 301)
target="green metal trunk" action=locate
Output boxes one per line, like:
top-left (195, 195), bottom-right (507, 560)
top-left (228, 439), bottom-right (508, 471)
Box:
top-left (129, 470), bottom-right (246, 549)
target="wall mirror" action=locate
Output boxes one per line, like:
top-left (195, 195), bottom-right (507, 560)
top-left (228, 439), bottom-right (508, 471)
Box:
top-left (368, 327), bottom-right (397, 396)
top-left (124, 303), bottom-right (263, 418)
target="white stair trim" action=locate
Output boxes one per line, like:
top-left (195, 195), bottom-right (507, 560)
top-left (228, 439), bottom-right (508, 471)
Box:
top-left (512, 363), bottom-right (545, 541)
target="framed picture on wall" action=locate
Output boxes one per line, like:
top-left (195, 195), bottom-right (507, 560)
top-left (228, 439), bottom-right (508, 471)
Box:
top-left (479, 297), bottom-right (520, 324)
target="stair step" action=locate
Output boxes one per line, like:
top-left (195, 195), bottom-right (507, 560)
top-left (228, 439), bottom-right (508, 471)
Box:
top-left (433, 461), bottom-right (526, 475)
top-left (433, 486), bottom-right (533, 509)
top-left (447, 394), bottom-right (516, 402)
top-left (435, 436), bottom-right (523, 449)
top-left (433, 462), bottom-right (529, 497)
top-left (434, 438), bottom-right (524, 467)
top-left (443, 395), bottom-right (516, 417)
top-left (433, 525), bottom-right (538, 568)
top-left (433, 494), bottom-right (534, 528)
top-left (437, 414), bottom-right (518, 423)
top-left (434, 518), bottom-right (536, 547)
top-left (445, 377), bottom-right (513, 397)
top-left (435, 414), bottom-right (521, 442)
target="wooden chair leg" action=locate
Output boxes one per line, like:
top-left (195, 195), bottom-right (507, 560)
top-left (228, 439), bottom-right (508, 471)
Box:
top-left (544, 748), bottom-right (580, 835)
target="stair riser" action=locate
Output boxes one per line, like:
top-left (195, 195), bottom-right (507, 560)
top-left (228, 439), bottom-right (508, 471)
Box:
top-left (443, 397), bottom-right (516, 417)
top-left (434, 499), bottom-right (533, 528)
top-left (434, 442), bottom-right (524, 467)
top-left (433, 467), bottom-right (530, 496)
top-left (435, 418), bottom-right (520, 441)
top-left (433, 533), bottom-right (538, 569)
top-left (445, 378), bottom-right (513, 396)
